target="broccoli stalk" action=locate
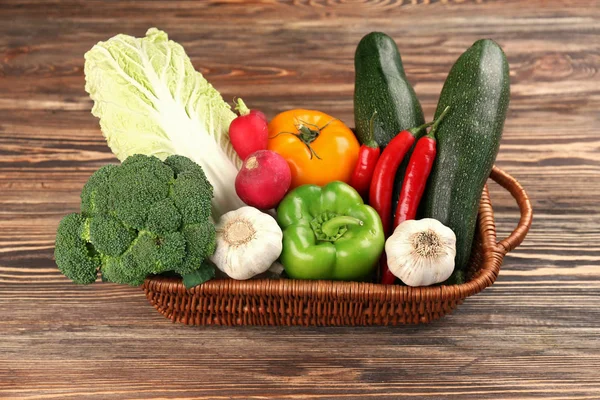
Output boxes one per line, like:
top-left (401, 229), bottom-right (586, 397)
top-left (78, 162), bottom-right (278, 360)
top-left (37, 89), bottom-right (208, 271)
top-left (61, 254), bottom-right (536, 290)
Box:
top-left (54, 154), bottom-right (216, 286)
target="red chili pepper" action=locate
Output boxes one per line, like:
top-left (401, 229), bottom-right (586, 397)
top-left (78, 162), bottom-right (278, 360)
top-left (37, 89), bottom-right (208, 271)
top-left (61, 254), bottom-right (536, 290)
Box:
top-left (394, 106), bottom-right (450, 227)
top-left (371, 121), bottom-right (432, 286)
top-left (380, 107), bottom-right (451, 285)
top-left (350, 112), bottom-right (380, 200)
top-left (369, 121), bottom-right (433, 237)
top-left (380, 257), bottom-right (396, 285)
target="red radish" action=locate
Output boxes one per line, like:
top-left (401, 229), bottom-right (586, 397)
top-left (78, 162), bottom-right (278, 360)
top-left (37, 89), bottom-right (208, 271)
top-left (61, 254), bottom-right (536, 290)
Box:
top-left (251, 109), bottom-right (267, 122)
top-left (235, 150), bottom-right (292, 210)
top-left (229, 98), bottom-right (269, 160)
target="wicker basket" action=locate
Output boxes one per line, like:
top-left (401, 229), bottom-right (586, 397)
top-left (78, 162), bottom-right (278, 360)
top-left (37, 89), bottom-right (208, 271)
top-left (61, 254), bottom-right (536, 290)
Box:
top-left (142, 166), bottom-right (532, 326)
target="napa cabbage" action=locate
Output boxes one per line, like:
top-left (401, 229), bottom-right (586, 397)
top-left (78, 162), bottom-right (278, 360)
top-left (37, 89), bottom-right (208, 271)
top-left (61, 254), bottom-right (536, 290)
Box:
top-left (84, 28), bottom-right (244, 218)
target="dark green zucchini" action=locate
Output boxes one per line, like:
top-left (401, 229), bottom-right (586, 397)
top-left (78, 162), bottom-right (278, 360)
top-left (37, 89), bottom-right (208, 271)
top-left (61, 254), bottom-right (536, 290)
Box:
top-left (354, 32), bottom-right (424, 148)
top-left (423, 39), bottom-right (510, 274)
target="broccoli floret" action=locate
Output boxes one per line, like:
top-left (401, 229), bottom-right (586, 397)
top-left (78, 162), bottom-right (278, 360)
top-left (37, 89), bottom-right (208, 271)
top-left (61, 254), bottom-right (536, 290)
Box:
top-left (166, 155), bottom-right (213, 225)
top-left (178, 222), bottom-right (216, 276)
top-left (54, 154), bottom-right (216, 286)
top-left (110, 157), bottom-right (173, 229)
top-left (55, 213), bottom-right (100, 284)
top-left (102, 253), bottom-right (140, 285)
top-left (164, 155), bottom-right (209, 179)
top-left (101, 231), bottom-right (187, 286)
top-left (128, 231), bottom-right (186, 275)
top-left (123, 154), bottom-right (175, 183)
top-left (81, 164), bottom-right (117, 216)
top-left (171, 173), bottom-right (213, 225)
top-left (146, 198), bottom-right (182, 235)
top-left (89, 214), bottom-right (136, 256)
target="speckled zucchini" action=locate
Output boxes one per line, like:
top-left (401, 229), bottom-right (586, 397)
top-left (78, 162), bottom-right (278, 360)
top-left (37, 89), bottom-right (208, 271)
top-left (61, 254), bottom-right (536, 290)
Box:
top-left (354, 32), bottom-right (424, 148)
top-left (423, 39), bottom-right (510, 274)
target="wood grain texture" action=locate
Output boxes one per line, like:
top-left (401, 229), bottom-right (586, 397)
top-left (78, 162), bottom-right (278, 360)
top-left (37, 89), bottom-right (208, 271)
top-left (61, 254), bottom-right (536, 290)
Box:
top-left (1, 0), bottom-right (599, 398)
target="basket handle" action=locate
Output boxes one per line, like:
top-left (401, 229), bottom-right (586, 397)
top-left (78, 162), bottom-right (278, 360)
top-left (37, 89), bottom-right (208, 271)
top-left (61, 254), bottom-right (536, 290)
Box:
top-left (489, 166), bottom-right (533, 255)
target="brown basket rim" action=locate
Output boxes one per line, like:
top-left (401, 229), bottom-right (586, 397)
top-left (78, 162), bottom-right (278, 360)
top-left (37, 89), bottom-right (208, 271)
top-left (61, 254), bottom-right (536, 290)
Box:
top-left (143, 166), bottom-right (532, 303)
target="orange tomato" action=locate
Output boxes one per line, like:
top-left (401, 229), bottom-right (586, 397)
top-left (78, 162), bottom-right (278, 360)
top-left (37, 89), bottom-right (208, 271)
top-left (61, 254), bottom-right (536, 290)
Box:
top-left (267, 109), bottom-right (359, 189)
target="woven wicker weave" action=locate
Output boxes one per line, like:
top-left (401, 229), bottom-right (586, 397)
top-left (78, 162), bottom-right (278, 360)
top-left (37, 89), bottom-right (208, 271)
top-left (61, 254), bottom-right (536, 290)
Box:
top-left (143, 166), bottom-right (532, 326)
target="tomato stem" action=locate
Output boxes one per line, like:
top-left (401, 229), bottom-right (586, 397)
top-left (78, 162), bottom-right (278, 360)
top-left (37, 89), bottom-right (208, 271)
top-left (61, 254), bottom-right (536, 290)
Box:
top-left (269, 128), bottom-right (323, 160)
top-left (270, 117), bottom-right (338, 161)
top-left (298, 117), bottom-right (338, 132)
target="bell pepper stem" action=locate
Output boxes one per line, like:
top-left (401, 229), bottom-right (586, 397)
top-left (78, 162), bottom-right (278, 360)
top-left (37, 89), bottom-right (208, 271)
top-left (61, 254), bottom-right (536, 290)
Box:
top-left (321, 216), bottom-right (364, 237)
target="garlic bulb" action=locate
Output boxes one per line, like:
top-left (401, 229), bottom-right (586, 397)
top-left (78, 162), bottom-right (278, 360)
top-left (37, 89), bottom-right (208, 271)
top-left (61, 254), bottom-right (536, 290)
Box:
top-left (385, 218), bottom-right (456, 287)
top-left (211, 206), bottom-right (283, 280)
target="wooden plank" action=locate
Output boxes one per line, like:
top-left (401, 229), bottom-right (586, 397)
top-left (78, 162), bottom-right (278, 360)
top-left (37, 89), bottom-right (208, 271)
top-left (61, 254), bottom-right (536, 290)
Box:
top-left (1, 0), bottom-right (599, 398)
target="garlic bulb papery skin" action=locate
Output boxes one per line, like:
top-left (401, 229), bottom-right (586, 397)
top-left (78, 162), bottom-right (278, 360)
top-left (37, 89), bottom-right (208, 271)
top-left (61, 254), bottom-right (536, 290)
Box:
top-left (211, 206), bottom-right (283, 280)
top-left (385, 218), bottom-right (456, 287)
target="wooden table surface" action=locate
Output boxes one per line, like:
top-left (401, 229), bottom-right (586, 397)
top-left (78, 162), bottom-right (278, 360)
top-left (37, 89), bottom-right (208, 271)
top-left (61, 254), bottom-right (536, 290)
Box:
top-left (2, 1), bottom-right (599, 399)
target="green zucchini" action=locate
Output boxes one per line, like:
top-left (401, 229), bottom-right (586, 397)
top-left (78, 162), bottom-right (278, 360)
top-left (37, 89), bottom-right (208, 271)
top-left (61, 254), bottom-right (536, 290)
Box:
top-left (423, 39), bottom-right (510, 274)
top-left (354, 32), bottom-right (424, 148)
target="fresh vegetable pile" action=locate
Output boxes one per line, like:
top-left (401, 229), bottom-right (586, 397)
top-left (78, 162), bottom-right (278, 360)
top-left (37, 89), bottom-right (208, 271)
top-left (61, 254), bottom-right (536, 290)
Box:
top-left (55, 28), bottom-right (509, 289)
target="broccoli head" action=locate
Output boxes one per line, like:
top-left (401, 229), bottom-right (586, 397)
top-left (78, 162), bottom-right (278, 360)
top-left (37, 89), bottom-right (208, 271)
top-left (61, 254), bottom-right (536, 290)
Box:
top-left (54, 154), bottom-right (216, 286)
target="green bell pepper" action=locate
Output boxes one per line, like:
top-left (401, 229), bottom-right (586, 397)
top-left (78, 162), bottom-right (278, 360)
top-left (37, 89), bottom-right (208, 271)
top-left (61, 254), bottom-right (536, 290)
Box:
top-left (276, 181), bottom-right (385, 280)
